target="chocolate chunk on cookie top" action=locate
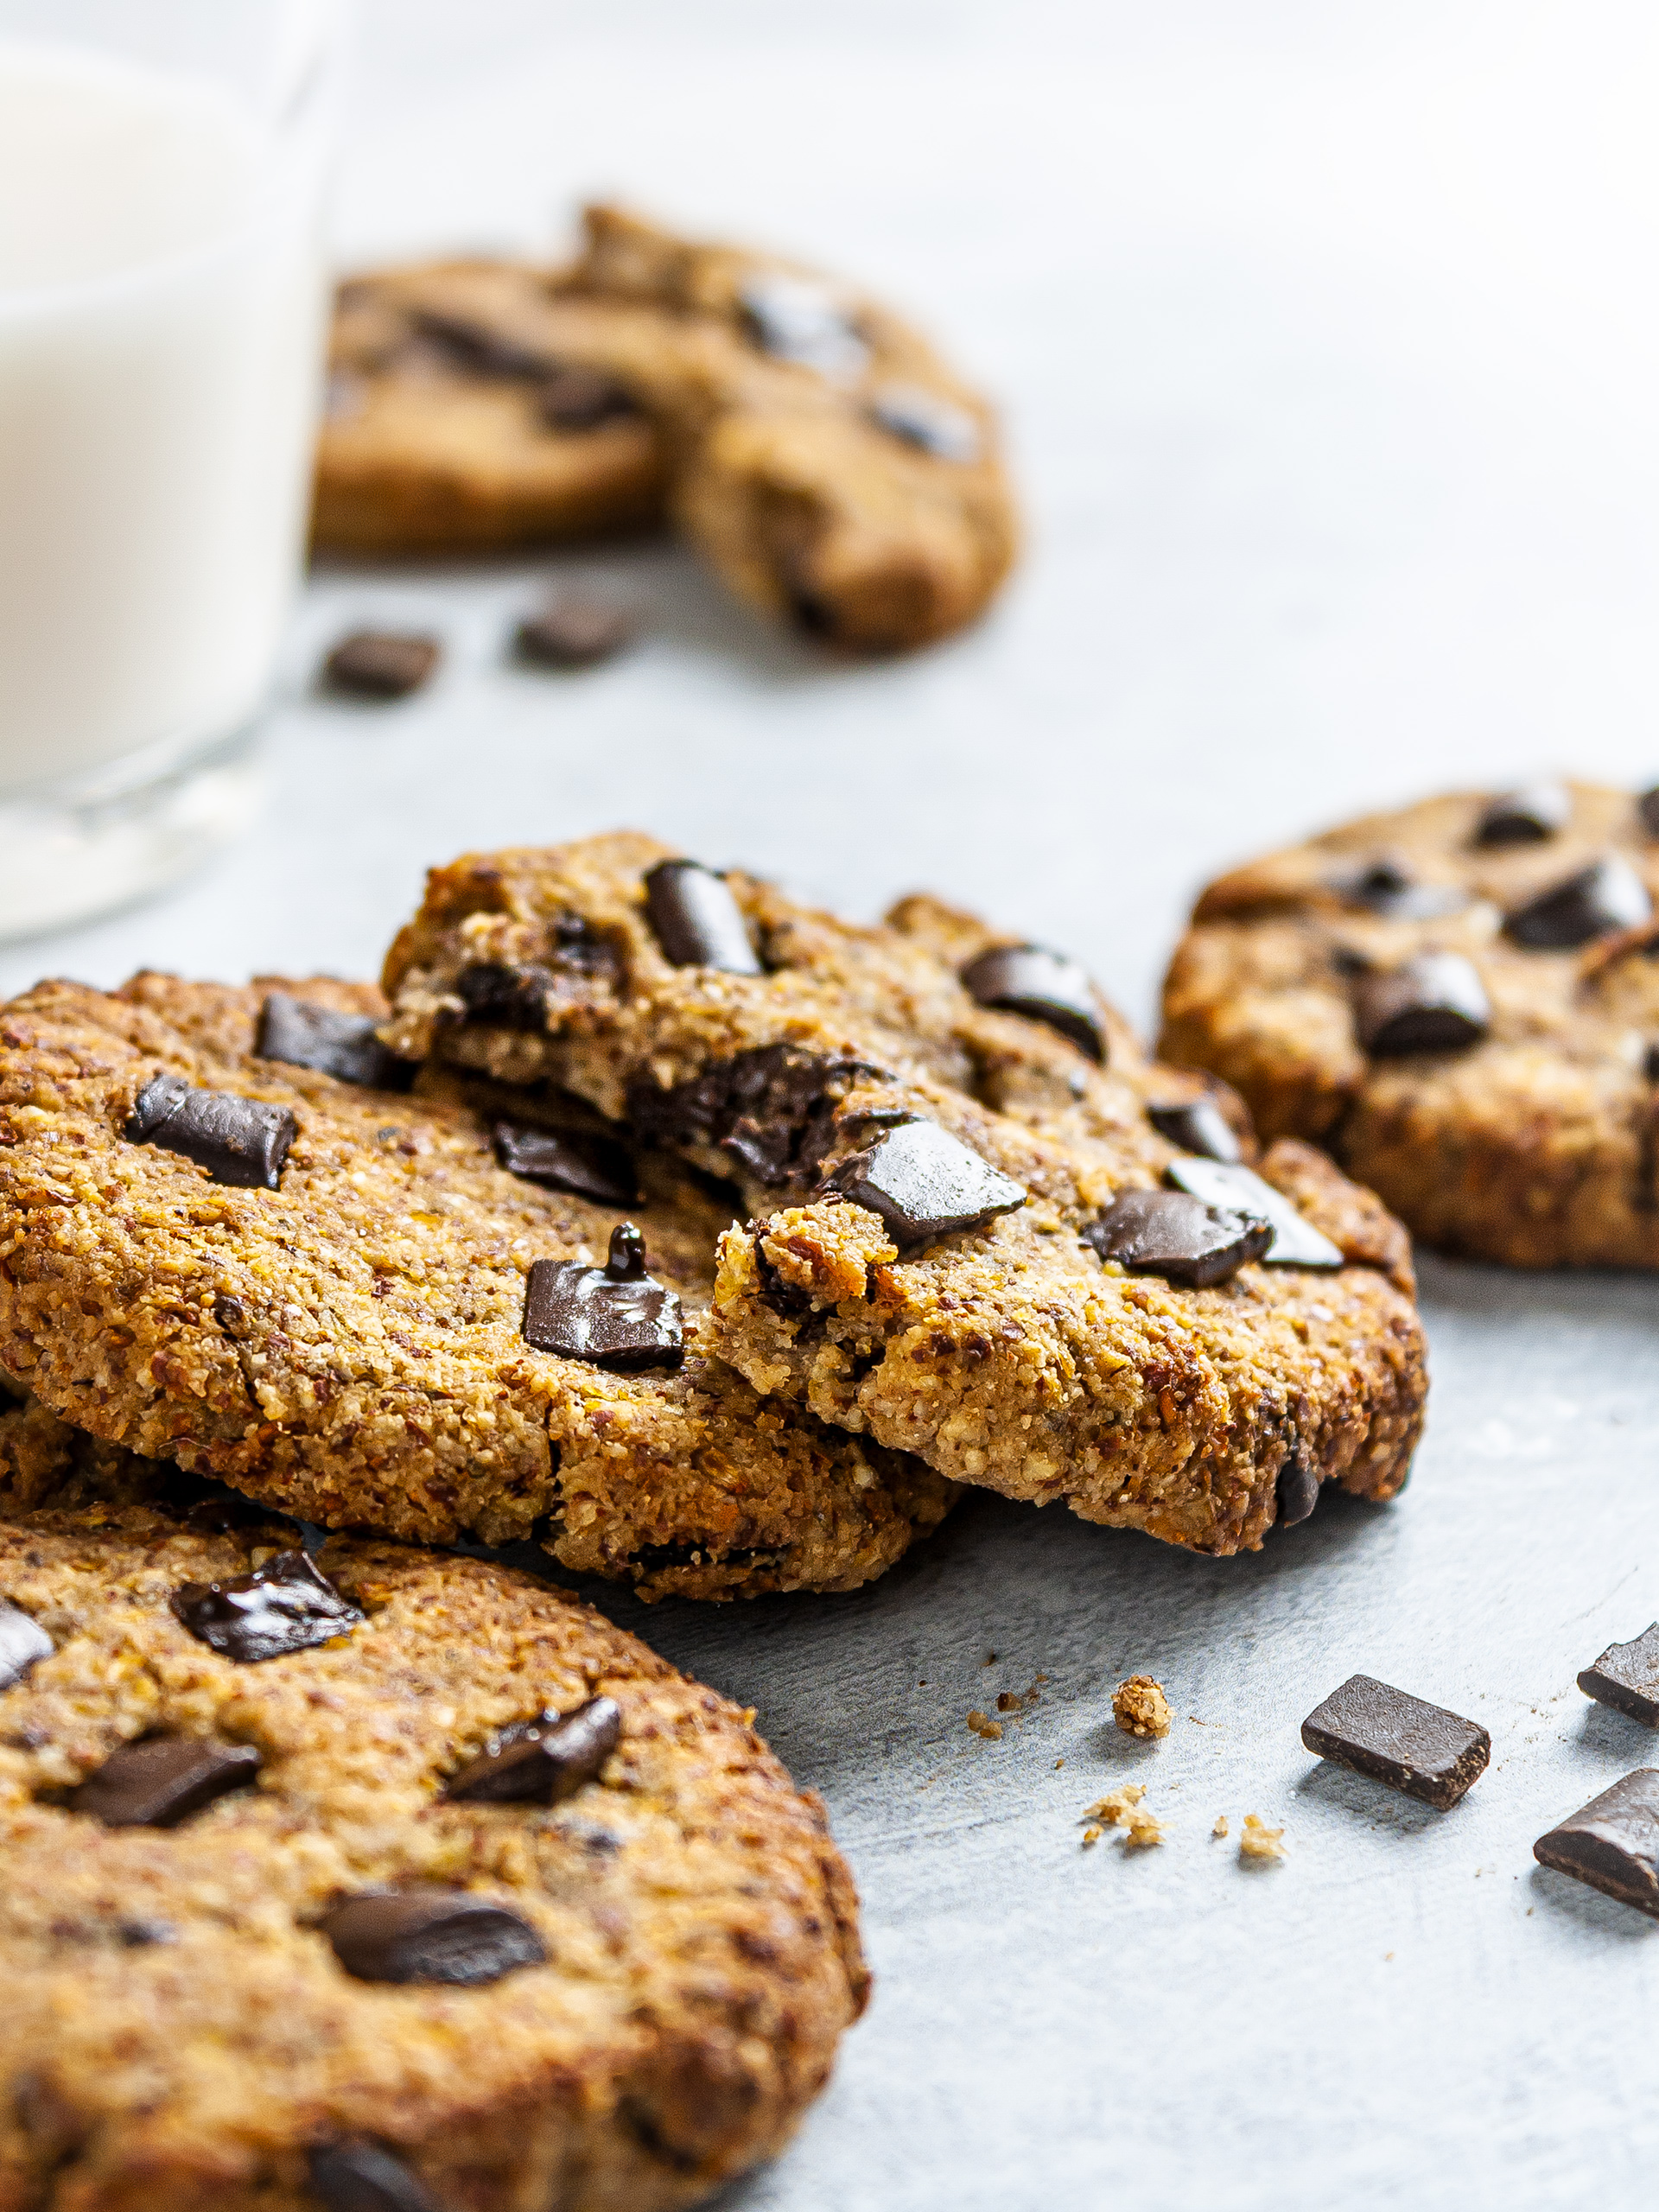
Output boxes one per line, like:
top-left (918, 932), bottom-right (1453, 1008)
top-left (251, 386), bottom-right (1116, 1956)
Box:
top-left (0, 1596), bottom-right (52, 1688)
top-left (126, 1071), bottom-right (297, 1189)
top-left (1534, 1770), bottom-right (1659, 1918)
top-left (1473, 780), bottom-right (1572, 845)
top-left (172, 1551), bottom-right (365, 1662)
top-left (960, 944), bottom-right (1105, 1061)
top-left (825, 1120), bottom-right (1027, 1250)
top-left (67, 1737), bottom-right (262, 1827)
top-left (1505, 854), bottom-right (1651, 947)
top-left (493, 1118), bottom-right (639, 1205)
top-left (1164, 1158), bottom-right (1343, 1268)
top-left (257, 990), bottom-right (414, 1090)
top-left (321, 1889), bottom-right (548, 1987)
top-left (1352, 952), bottom-right (1491, 1055)
top-left (310, 2141), bottom-right (440, 2212)
top-left (1579, 1623), bottom-right (1659, 1727)
top-left (1084, 1190), bottom-right (1272, 1288)
top-left (1146, 1097), bottom-right (1243, 1163)
top-left (523, 1224), bottom-right (684, 1370)
top-left (1300, 1675), bottom-right (1491, 1808)
top-left (643, 857), bottom-right (763, 973)
top-left (446, 1696), bottom-right (622, 1804)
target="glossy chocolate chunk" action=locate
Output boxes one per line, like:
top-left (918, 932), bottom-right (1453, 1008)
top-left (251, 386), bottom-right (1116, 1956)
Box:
top-left (738, 273), bottom-right (868, 379)
top-left (1084, 1189), bottom-right (1271, 1288)
top-left (1276, 1457), bottom-right (1320, 1527)
top-left (446, 1695), bottom-right (622, 1804)
top-left (869, 383), bottom-right (982, 463)
top-left (67, 1737), bottom-right (262, 1827)
top-left (322, 630), bottom-right (441, 700)
top-left (1334, 857), bottom-right (1465, 920)
top-left (514, 598), bottom-right (633, 670)
top-left (1533, 1770), bottom-right (1659, 1918)
top-left (538, 365), bottom-right (637, 430)
top-left (1301, 1675), bottom-right (1491, 1808)
top-left (257, 992), bottom-right (415, 1091)
top-left (171, 1550), bottom-right (364, 1664)
top-left (125, 1073), bottom-right (297, 1190)
top-left (1147, 1098), bottom-right (1243, 1164)
top-left (321, 1887), bottom-right (547, 1986)
top-left (1639, 785), bottom-right (1659, 840)
top-left (825, 1120), bottom-right (1027, 1251)
top-left (309, 2141), bottom-right (441, 2212)
top-left (959, 944), bottom-right (1104, 1062)
top-left (1352, 951), bottom-right (1491, 1055)
top-left (1164, 1157), bottom-right (1343, 1268)
top-left (1578, 1622), bottom-right (1659, 1728)
top-left (523, 1224), bottom-right (683, 1371)
top-left (493, 1120), bottom-right (638, 1205)
top-left (1472, 780), bottom-right (1571, 845)
top-left (0, 1597), bottom-right (52, 1690)
top-left (1506, 854), bottom-right (1652, 948)
top-left (642, 859), bottom-right (761, 974)
top-left (628, 1042), bottom-right (882, 1188)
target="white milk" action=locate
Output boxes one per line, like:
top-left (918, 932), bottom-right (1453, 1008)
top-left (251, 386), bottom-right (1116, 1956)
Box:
top-left (0, 42), bottom-right (327, 791)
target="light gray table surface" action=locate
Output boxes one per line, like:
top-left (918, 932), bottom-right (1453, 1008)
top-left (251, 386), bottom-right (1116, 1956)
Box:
top-left (11, 5), bottom-right (1659, 2204)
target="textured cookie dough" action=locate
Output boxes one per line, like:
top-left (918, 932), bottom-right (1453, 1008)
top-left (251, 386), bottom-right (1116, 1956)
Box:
top-left (0, 974), bottom-right (954, 1602)
top-left (380, 833), bottom-right (1426, 1556)
top-left (1159, 780), bottom-right (1659, 1265)
top-left (0, 1484), bottom-right (866, 2211)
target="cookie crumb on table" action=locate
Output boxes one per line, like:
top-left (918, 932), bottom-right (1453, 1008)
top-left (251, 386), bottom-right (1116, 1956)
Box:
top-left (966, 1709), bottom-right (1003, 1740)
top-left (1239, 1815), bottom-right (1286, 1863)
top-left (1113, 1675), bottom-right (1173, 1738)
top-left (1213, 1815), bottom-right (1230, 1838)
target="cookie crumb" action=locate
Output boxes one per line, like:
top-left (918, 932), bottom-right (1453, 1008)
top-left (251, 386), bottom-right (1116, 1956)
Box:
top-left (1122, 1807), bottom-right (1165, 1849)
top-left (1081, 1825), bottom-right (1103, 1847)
top-left (966, 1710), bottom-right (1003, 1740)
top-left (1212, 1815), bottom-right (1229, 1839)
top-left (1112, 1675), bottom-right (1172, 1739)
top-left (1239, 1814), bottom-right (1285, 1863)
top-left (1082, 1784), bottom-right (1146, 1826)
top-left (995, 1691), bottom-right (1020, 1713)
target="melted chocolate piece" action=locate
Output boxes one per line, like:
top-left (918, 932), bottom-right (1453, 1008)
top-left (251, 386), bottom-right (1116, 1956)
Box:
top-left (309, 2142), bottom-right (441, 2212)
top-left (125, 1074), bottom-right (296, 1190)
top-left (515, 598), bottom-right (633, 670)
top-left (1579, 1623), bottom-right (1659, 1728)
top-left (537, 365), bottom-right (637, 430)
top-left (825, 1120), bottom-right (1027, 1251)
top-left (1334, 858), bottom-right (1465, 920)
top-left (959, 944), bottom-right (1104, 1062)
top-left (1533, 1770), bottom-right (1659, 1918)
top-left (642, 859), bottom-right (761, 974)
top-left (738, 273), bottom-right (868, 379)
top-left (322, 631), bottom-right (441, 700)
top-left (1276, 1457), bottom-right (1320, 1527)
top-left (1352, 951), bottom-right (1491, 1055)
top-left (257, 993), bottom-right (415, 1091)
top-left (627, 1043), bottom-right (882, 1189)
top-left (445, 1696), bottom-right (622, 1804)
top-left (868, 384), bottom-right (982, 462)
top-left (1164, 1158), bottom-right (1343, 1268)
top-left (1473, 781), bottom-right (1571, 845)
top-left (1505, 855), bottom-right (1653, 948)
top-left (67, 1737), bottom-right (262, 1827)
top-left (171, 1551), bottom-right (364, 1664)
top-left (320, 1888), bottom-right (547, 1986)
top-left (1301, 1675), bottom-right (1491, 1808)
top-left (0, 1597), bottom-right (52, 1690)
top-left (1146, 1098), bottom-right (1243, 1164)
top-left (522, 1224), bottom-right (683, 1371)
top-left (493, 1121), bottom-right (638, 1206)
top-left (1083, 1189), bottom-right (1271, 1287)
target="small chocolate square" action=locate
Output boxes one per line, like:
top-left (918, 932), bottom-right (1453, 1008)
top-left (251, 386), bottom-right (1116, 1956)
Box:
top-left (1301, 1674), bottom-right (1490, 1808)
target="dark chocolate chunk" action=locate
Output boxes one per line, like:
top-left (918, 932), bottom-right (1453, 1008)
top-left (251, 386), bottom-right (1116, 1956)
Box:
top-left (320, 1887), bottom-right (547, 1986)
top-left (1334, 857), bottom-right (1466, 920)
top-left (322, 631), bottom-right (441, 700)
top-left (515, 598), bottom-right (633, 670)
top-left (824, 1120), bottom-right (1027, 1251)
top-left (1533, 1769), bottom-right (1659, 1918)
top-left (1352, 951), bottom-right (1491, 1055)
top-left (67, 1737), bottom-right (261, 1827)
top-left (257, 993), bottom-right (415, 1091)
top-left (1147, 1098), bottom-right (1243, 1164)
top-left (537, 365), bottom-right (637, 430)
top-left (522, 1224), bottom-right (683, 1371)
top-left (1640, 785), bottom-right (1659, 841)
top-left (738, 273), bottom-right (868, 379)
top-left (1083, 1189), bottom-right (1271, 1288)
top-left (410, 308), bottom-right (553, 381)
top-left (627, 1043), bottom-right (882, 1189)
top-left (309, 2141), bottom-right (441, 2212)
top-left (453, 961), bottom-right (554, 1029)
top-left (1505, 855), bottom-right (1652, 947)
top-left (117, 1916), bottom-right (177, 1948)
top-left (1276, 1457), bottom-right (1320, 1527)
top-left (1472, 781), bottom-right (1571, 844)
top-left (1578, 1622), bottom-right (1659, 1728)
top-left (493, 1121), bottom-right (638, 1206)
top-left (642, 859), bottom-right (761, 974)
top-left (171, 1550), bottom-right (364, 1664)
top-left (1301, 1674), bottom-right (1491, 1808)
top-left (1646, 1040), bottom-right (1659, 1084)
top-left (1164, 1157), bottom-right (1344, 1268)
top-left (0, 1597), bottom-right (52, 1690)
top-left (445, 1695), bottom-right (622, 1804)
top-left (959, 944), bottom-right (1104, 1062)
top-left (125, 1074), bottom-right (297, 1190)
top-left (868, 384), bottom-right (982, 463)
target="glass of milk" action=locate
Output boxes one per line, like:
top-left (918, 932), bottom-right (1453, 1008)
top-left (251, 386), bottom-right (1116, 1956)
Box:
top-left (0, 0), bottom-right (340, 938)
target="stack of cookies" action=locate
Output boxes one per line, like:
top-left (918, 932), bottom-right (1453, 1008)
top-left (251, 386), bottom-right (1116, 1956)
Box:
top-left (0, 832), bottom-right (1433, 2209)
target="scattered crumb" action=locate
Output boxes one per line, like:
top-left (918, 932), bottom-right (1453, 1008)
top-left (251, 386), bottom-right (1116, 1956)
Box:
top-left (983, 1652), bottom-right (997, 1666)
top-left (1527, 1907), bottom-right (1534, 1916)
top-left (996, 1691), bottom-right (1020, 1713)
top-left (1212, 1815), bottom-right (1229, 1839)
top-left (1384, 1952), bottom-right (1394, 1961)
top-left (1239, 1815), bottom-right (1285, 1864)
top-left (1113, 1675), bottom-right (1173, 1740)
top-left (966, 1710), bottom-right (1003, 1740)
top-left (1054, 1758), bottom-right (1065, 1770)
top-left (1189, 1713), bottom-right (1208, 1726)
top-left (1083, 1784), bottom-right (1146, 1826)
top-left (1081, 1825), bottom-right (1103, 1847)
top-left (1122, 1807), bottom-right (1164, 1849)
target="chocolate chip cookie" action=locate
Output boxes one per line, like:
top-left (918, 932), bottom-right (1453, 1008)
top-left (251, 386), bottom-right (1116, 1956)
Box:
top-left (379, 833), bottom-right (1426, 1555)
top-left (0, 1481), bottom-right (867, 2210)
top-left (0, 973), bottom-right (953, 1601)
top-left (1159, 779), bottom-right (1659, 1265)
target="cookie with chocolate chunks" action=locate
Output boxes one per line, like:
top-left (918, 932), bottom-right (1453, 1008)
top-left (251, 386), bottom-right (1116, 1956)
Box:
top-left (0, 975), bottom-right (956, 1604)
top-left (1160, 780), bottom-right (1659, 1265)
top-left (378, 831), bottom-right (1425, 1558)
top-left (0, 1485), bottom-right (869, 2209)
